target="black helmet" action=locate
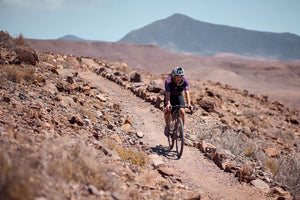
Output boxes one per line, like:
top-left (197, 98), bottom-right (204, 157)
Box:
top-left (171, 67), bottom-right (184, 76)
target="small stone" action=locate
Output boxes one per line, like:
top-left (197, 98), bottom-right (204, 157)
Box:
top-left (251, 179), bottom-right (270, 191)
top-left (264, 147), bottom-right (280, 158)
top-left (69, 115), bottom-right (84, 126)
top-left (87, 185), bottom-right (100, 196)
top-left (96, 93), bottom-right (107, 102)
top-left (149, 154), bottom-right (165, 168)
top-left (136, 131), bottom-right (144, 138)
top-left (157, 166), bottom-right (179, 177)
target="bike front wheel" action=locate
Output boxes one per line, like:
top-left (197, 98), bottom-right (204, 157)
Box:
top-left (175, 117), bottom-right (184, 158)
top-left (168, 121), bottom-right (175, 149)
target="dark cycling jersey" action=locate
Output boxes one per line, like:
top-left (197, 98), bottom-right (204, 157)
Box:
top-left (165, 76), bottom-right (189, 95)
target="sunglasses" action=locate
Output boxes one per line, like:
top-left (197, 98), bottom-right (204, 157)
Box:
top-left (174, 75), bottom-right (183, 78)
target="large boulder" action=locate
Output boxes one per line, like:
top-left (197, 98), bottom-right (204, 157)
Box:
top-left (130, 72), bottom-right (142, 82)
top-left (147, 79), bottom-right (164, 93)
top-left (198, 99), bottom-right (215, 112)
top-left (15, 47), bottom-right (39, 66)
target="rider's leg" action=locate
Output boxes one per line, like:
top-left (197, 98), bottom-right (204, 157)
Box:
top-left (164, 109), bottom-right (171, 120)
top-left (164, 110), bottom-right (171, 136)
top-left (164, 110), bottom-right (171, 125)
top-left (180, 108), bottom-right (185, 125)
top-left (177, 95), bottom-right (186, 125)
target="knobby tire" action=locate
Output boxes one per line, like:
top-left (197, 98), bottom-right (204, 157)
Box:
top-left (175, 117), bottom-right (184, 158)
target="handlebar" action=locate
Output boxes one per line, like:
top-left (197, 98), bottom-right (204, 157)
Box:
top-left (168, 105), bottom-right (189, 109)
top-left (168, 105), bottom-right (193, 114)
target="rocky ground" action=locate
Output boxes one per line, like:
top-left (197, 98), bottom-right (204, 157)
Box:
top-left (0, 31), bottom-right (299, 200)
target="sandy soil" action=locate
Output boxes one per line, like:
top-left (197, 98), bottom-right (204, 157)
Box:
top-left (79, 71), bottom-right (273, 200)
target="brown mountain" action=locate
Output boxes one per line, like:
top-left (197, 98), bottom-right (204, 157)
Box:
top-left (120, 13), bottom-right (300, 62)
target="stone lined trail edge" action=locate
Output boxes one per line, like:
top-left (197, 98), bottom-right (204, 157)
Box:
top-left (79, 71), bottom-right (271, 200)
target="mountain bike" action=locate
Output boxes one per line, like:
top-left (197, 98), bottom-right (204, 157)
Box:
top-left (167, 105), bottom-right (190, 158)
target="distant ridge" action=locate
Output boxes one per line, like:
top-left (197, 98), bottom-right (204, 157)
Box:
top-left (57, 34), bottom-right (87, 41)
top-left (119, 13), bottom-right (300, 61)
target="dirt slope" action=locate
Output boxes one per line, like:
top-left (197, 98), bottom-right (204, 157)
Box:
top-left (27, 39), bottom-right (300, 111)
top-left (79, 72), bottom-right (272, 200)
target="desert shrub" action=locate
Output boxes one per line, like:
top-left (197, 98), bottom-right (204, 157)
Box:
top-left (0, 148), bottom-right (35, 200)
top-left (79, 106), bottom-right (97, 122)
top-left (0, 65), bottom-right (36, 83)
top-left (116, 147), bottom-right (148, 167)
top-left (264, 158), bottom-right (279, 174)
top-left (14, 34), bottom-right (26, 47)
top-left (48, 141), bottom-right (109, 190)
top-left (105, 140), bottom-right (148, 168)
top-left (0, 30), bottom-right (11, 38)
top-left (0, 31), bottom-right (14, 48)
top-left (244, 146), bottom-right (256, 159)
top-left (92, 98), bottom-right (105, 108)
top-left (0, 31), bottom-right (27, 50)
top-left (198, 120), bottom-right (299, 198)
top-left (197, 120), bottom-right (275, 167)
top-left (274, 153), bottom-right (300, 198)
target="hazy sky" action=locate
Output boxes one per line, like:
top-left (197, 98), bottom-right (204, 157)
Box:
top-left (0, 0), bottom-right (299, 42)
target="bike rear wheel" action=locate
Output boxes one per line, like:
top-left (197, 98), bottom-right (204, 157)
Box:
top-left (175, 118), bottom-right (184, 158)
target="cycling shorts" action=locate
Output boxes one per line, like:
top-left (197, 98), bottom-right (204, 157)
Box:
top-left (164, 94), bottom-right (185, 107)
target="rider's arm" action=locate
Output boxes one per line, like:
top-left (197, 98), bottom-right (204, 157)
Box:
top-left (165, 77), bottom-right (171, 110)
top-left (165, 91), bottom-right (171, 107)
top-left (185, 90), bottom-right (193, 111)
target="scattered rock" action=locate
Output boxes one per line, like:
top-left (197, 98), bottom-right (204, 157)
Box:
top-left (87, 185), bottom-right (101, 196)
top-left (136, 131), bottom-right (144, 138)
top-left (135, 170), bottom-right (160, 189)
top-left (0, 32), bottom-right (298, 200)
top-left (15, 47), bottom-right (38, 65)
top-left (69, 115), bottom-right (84, 126)
top-left (157, 166), bottom-right (180, 177)
top-left (198, 100), bottom-right (215, 112)
top-left (96, 93), bottom-right (107, 102)
top-left (264, 147), bottom-right (280, 158)
top-left (149, 154), bottom-right (165, 168)
top-left (130, 72), bottom-right (142, 82)
top-left (268, 187), bottom-right (292, 200)
top-left (251, 179), bottom-right (270, 191)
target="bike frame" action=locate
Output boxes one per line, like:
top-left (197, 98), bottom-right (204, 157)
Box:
top-left (168, 105), bottom-right (188, 158)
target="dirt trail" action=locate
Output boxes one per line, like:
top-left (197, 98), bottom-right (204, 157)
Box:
top-left (79, 72), bottom-right (271, 200)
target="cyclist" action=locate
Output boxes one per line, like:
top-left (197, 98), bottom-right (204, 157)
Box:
top-left (164, 67), bottom-right (193, 136)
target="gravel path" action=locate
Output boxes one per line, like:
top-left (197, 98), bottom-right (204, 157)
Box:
top-left (79, 71), bottom-right (271, 200)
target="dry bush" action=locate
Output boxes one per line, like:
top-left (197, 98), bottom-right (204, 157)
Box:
top-left (0, 31), bottom-right (14, 49)
top-left (198, 121), bottom-right (299, 198)
top-left (0, 147), bottom-right (36, 200)
top-left (117, 147), bottom-right (148, 167)
top-left (264, 158), bottom-right (279, 174)
top-left (14, 34), bottom-right (26, 47)
top-left (91, 99), bottom-right (105, 114)
top-left (105, 140), bottom-right (148, 168)
top-left (274, 153), bottom-right (300, 198)
top-left (47, 140), bottom-right (110, 190)
top-left (0, 65), bottom-right (36, 83)
top-left (244, 146), bottom-right (256, 159)
top-left (0, 31), bottom-right (27, 50)
top-left (79, 106), bottom-right (97, 122)
top-left (0, 130), bottom-right (125, 199)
